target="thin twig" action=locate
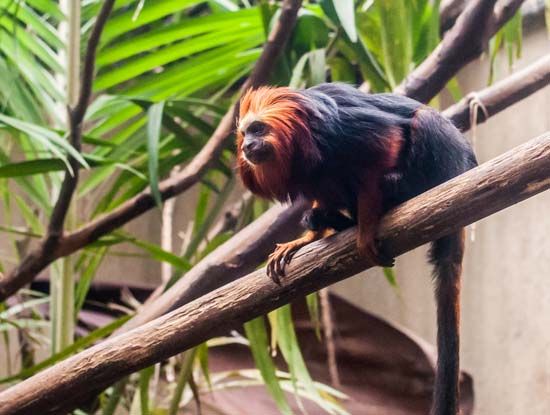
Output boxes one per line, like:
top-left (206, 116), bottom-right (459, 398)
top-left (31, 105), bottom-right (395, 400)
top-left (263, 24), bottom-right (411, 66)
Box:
top-left (72, 0), bottom-right (115, 124)
top-left (48, 0), bottom-right (116, 236)
top-left (320, 289), bottom-right (340, 387)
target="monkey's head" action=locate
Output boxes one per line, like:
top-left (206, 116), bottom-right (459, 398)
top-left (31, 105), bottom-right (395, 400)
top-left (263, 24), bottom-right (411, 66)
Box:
top-left (236, 87), bottom-right (321, 200)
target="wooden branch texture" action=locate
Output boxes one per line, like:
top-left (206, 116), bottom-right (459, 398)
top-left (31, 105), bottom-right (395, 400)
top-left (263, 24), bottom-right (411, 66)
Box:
top-left (444, 55), bottom-right (550, 131)
top-left (1, 133), bottom-right (548, 415)
top-left (439, 0), bottom-right (467, 33)
top-left (392, 0), bottom-right (524, 101)
top-left (121, 198), bottom-right (308, 332)
top-left (439, 0), bottom-right (526, 34)
top-left (0, 0), bottom-right (303, 302)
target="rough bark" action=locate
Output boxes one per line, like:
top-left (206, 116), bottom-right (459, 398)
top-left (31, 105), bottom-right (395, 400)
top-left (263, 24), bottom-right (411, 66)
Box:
top-left (444, 55), bottom-right (550, 131)
top-left (440, 0), bottom-right (468, 33)
top-left (1, 132), bottom-right (548, 415)
top-left (390, 0), bottom-right (525, 101)
top-left (0, 0), bottom-right (303, 302)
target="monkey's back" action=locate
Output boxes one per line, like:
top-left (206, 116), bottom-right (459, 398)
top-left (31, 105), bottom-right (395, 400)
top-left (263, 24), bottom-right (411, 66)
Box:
top-left (299, 83), bottom-right (478, 212)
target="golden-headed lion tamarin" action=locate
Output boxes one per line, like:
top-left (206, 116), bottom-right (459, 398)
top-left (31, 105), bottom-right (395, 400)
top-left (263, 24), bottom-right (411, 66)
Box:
top-left (237, 83), bottom-right (477, 415)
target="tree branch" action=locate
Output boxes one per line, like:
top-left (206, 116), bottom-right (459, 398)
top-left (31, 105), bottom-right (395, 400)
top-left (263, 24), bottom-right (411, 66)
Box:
top-left (444, 54), bottom-right (550, 130)
top-left (72, 0), bottom-right (115, 124)
top-left (0, 0), bottom-right (116, 301)
top-left (392, 0), bottom-right (525, 101)
top-left (439, 0), bottom-right (467, 33)
top-left (122, 198), bottom-right (308, 332)
top-left (118, 49), bottom-right (550, 335)
top-left (0, 0), bottom-right (303, 302)
top-left (1, 133), bottom-right (548, 415)
top-left (439, 0), bottom-right (525, 34)
top-left (489, 0), bottom-right (525, 35)
top-left (49, 0), bottom-right (116, 237)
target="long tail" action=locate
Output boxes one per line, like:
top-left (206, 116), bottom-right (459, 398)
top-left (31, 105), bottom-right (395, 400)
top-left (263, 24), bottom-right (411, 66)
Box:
top-left (428, 229), bottom-right (465, 415)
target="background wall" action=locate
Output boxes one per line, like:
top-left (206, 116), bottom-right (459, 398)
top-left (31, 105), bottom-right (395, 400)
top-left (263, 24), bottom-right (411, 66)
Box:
top-left (333, 27), bottom-right (550, 415)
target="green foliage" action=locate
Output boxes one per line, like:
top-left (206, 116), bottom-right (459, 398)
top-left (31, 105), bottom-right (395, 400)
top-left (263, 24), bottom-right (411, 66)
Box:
top-left (0, 1), bottom-right (527, 413)
top-left (356, 0), bottom-right (441, 90)
top-left (488, 11), bottom-right (523, 85)
top-left (146, 101), bottom-right (166, 207)
top-left (244, 316), bottom-right (293, 415)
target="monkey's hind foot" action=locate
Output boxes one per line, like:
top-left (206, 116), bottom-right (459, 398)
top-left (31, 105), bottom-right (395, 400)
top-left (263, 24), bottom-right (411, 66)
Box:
top-left (357, 238), bottom-right (395, 268)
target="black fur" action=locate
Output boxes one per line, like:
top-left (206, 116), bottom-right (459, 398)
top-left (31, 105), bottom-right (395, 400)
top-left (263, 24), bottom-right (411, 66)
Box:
top-left (295, 83), bottom-right (477, 415)
top-left (295, 83), bottom-right (477, 215)
top-left (301, 208), bottom-right (355, 232)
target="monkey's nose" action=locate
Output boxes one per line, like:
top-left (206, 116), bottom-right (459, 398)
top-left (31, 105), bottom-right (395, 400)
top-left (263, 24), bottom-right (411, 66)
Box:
top-left (243, 140), bottom-right (261, 153)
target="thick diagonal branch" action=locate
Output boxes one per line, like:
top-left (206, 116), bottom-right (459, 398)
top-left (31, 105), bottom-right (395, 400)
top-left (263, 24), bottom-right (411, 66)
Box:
top-left (0, 0), bottom-right (302, 301)
top-left (0, 133), bottom-right (548, 415)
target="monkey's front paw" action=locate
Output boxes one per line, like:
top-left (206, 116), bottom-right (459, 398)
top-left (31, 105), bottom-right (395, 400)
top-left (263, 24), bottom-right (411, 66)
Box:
top-left (267, 243), bottom-right (300, 283)
top-left (357, 239), bottom-right (395, 268)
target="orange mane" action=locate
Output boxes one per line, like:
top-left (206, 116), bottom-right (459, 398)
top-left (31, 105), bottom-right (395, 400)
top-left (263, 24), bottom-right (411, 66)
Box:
top-left (236, 87), bottom-right (320, 201)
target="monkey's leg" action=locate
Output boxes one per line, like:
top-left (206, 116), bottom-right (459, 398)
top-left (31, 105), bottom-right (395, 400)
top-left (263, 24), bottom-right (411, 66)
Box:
top-left (267, 201), bottom-right (328, 282)
top-left (356, 181), bottom-right (395, 267)
top-left (301, 208), bottom-right (355, 232)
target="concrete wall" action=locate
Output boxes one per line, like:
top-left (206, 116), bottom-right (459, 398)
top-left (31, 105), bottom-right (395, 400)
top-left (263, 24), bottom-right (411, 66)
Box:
top-left (332, 28), bottom-right (550, 414)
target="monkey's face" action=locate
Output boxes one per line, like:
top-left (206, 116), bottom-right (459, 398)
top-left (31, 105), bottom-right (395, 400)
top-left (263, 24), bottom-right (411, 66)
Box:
top-left (237, 86), bottom-right (318, 175)
top-left (238, 117), bottom-right (276, 165)
top-left (236, 87), bottom-right (321, 201)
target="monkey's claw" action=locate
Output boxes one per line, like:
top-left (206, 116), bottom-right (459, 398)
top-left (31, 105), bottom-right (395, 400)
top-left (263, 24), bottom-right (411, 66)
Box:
top-left (266, 243), bottom-right (300, 283)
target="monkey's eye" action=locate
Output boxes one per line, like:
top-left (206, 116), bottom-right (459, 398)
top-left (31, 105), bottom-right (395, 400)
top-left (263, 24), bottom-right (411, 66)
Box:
top-left (247, 122), bottom-right (267, 136)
